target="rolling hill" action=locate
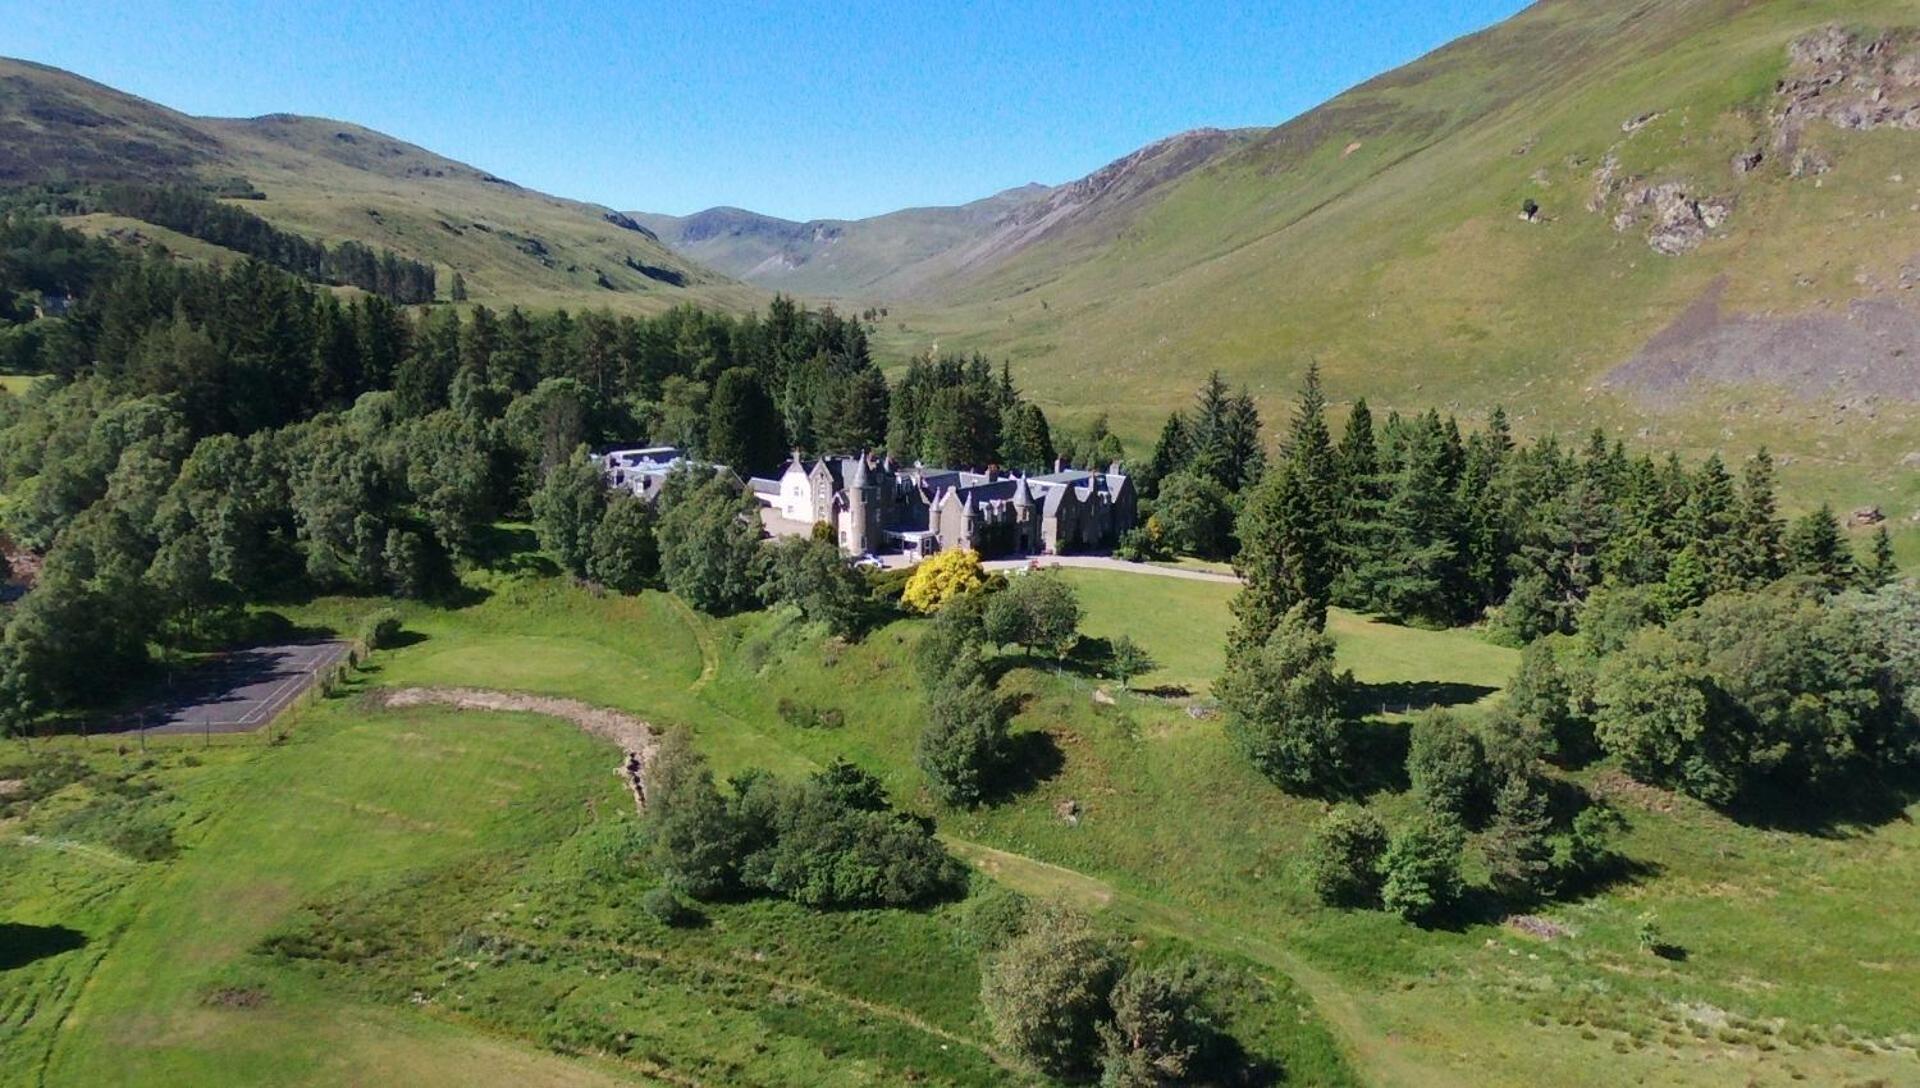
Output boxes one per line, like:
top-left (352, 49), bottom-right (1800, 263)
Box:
top-left (0, 57), bottom-right (759, 313)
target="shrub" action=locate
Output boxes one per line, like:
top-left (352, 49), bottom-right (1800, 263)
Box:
top-left (1304, 805), bottom-right (1388, 908)
top-left (1113, 523), bottom-right (1170, 563)
top-left (961, 886), bottom-right (1032, 953)
top-left (640, 885), bottom-right (701, 928)
top-left (742, 793), bottom-right (964, 908)
top-left (1218, 603), bottom-right (1351, 794)
top-left (1482, 774), bottom-right (1554, 900)
top-left (981, 907), bottom-right (1120, 1080)
top-left (1099, 961), bottom-right (1213, 1086)
top-left (1594, 586), bottom-right (1907, 808)
top-left (587, 492), bottom-right (659, 593)
top-left (1380, 815), bottom-right (1465, 923)
top-left (775, 698), bottom-right (843, 730)
top-left (1406, 710), bottom-right (1489, 822)
top-left (1108, 635), bottom-right (1157, 689)
top-left (982, 570), bottom-right (1082, 658)
top-left (865, 564), bottom-right (915, 605)
top-left (357, 608), bottom-right (403, 652)
top-left (901, 549), bottom-right (986, 614)
top-left (1506, 635), bottom-right (1597, 765)
top-left (106, 810), bottom-right (178, 862)
top-left (1552, 801), bottom-right (1627, 889)
top-left (916, 679), bottom-right (1012, 807)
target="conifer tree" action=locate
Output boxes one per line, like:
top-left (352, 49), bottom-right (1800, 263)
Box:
top-left (1784, 503), bottom-right (1854, 592)
top-left (1735, 448), bottom-right (1785, 586)
top-left (1860, 525), bottom-right (1898, 589)
top-left (705, 367), bottom-right (783, 475)
top-left (1144, 411), bottom-right (1191, 496)
top-left (1332, 398), bottom-right (1388, 607)
top-left (1230, 365), bottom-right (1338, 645)
top-left (1354, 412), bottom-right (1461, 622)
top-left (1684, 454), bottom-right (1742, 594)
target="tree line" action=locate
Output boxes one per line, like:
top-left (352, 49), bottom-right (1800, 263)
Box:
top-left (19, 185), bottom-right (437, 303)
top-left (1182, 364), bottom-right (1902, 646)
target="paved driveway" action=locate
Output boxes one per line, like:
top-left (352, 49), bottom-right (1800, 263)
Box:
top-left (981, 555), bottom-right (1242, 584)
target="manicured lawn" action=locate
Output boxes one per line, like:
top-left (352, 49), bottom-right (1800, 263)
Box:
top-left (1061, 567), bottom-right (1517, 703)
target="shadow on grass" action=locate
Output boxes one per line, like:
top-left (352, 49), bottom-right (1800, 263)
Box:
top-left (980, 729), bottom-right (1066, 807)
top-left (468, 524), bottom-right (553, 577)
top-left (982, 636), bottom-right (1121, 688)
top-left (1718, 768), bottom-right (1920, 838)
top-left (0, 922), bottom-right (86, 970)
top-left (1343, 718), bottom-right (1412, 799)
top-left (1348, 680), bottom-right (1499, 717)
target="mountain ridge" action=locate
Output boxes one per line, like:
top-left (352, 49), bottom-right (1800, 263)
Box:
top-left (631, 128), bottom-right (1258, 299)
top-left (0, 55), bottom-right (757, 312)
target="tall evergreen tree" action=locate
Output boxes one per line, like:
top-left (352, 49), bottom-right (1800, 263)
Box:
top-left (1230, 365), bottom-right (1338, 646)
top-left (1353, 412), bottom-right (1462, 623)
top-left (1784, 503), bottom-right (1854, 592)
top-left (1684, 454), bottom-right (1742, 595)
top-left (1735, 448), bottom-right (1785, 586)
top-left (1143, 411), bottom-right (1191, 497)
top-left (1859, 525), bottom-right (1899, 589)
top-left (705, 367), bottom-right (783, 476)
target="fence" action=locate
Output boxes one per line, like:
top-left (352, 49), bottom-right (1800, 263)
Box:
top-left (10, 638), bottom-right (369, 756)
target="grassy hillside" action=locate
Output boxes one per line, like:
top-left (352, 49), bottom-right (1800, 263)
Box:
top-left (876, 0), bottom-right (1920, 533)
top-left (0, 57), bottom-right (759, 315)
top-left (7, 543), bottom-right (1916, 1086)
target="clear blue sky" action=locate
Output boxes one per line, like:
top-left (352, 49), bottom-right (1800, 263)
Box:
top-left (5, 0), bottom-right (1531, 221)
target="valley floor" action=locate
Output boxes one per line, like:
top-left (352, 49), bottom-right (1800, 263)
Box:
top-left (4, 541), bottom-right (1917, 1087)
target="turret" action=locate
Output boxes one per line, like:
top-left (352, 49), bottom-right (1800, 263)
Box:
top-left (844, 456), bottom-right (873, 556)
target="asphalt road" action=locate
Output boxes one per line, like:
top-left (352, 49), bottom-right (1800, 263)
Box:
top-left (980, 555), bottom-right (1242, 584)
top-left (115, 641), bottom-right (352, 736)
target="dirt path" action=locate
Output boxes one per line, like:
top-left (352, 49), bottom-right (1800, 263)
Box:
top-left (371, 685), bottom-right (1447, 1087)
top-left (663, 596), bottom-right (719, 692)
top-left (560, 934), bottom-right (1017, 1073)
top-left (377, 688), bottom-right (656, 810)
top-left (944, 839), bottom-right (1465, 1088)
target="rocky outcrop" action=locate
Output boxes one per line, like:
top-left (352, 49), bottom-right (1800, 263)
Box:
top-left (1610, 183), bottom-right (1733, 255)
top-left (1773, 27), bottom-right (1920, 161)
top-left (1588, 132), bottom-right (1731, 255)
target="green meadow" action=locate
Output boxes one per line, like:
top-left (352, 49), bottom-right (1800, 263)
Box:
top-left (4, 547), bottom-right (1917, 1087)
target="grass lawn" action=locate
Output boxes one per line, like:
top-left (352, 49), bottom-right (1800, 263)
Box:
top-left (0, 374), bottom-right (44, 396)
top-left (1060, 567), bottom-right (1517, 705)
top-left (7, 549), bottom-right (1916, 1088)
